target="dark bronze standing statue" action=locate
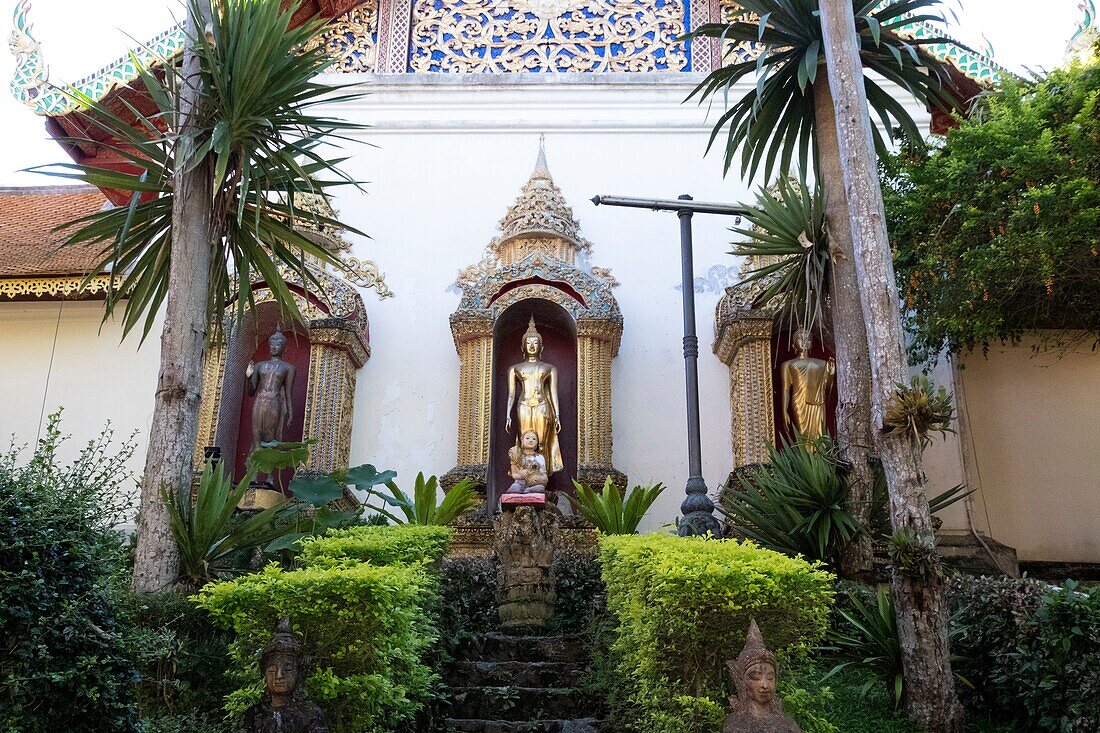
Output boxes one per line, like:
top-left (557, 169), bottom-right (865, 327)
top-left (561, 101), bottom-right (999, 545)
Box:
top-left (723, 620), bottom-right (801, 733)
top-left (238, 618), bottom-right (328, 733)
top-left (246, 326), bottom-right (296, 483)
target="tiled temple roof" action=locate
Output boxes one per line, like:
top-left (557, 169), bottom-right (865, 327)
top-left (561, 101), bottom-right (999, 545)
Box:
top-left (0, 186), bottom-right (107, 277)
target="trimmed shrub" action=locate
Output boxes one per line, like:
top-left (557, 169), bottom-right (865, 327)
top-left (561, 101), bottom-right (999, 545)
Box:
top-left (300, 524), bottom-right (453, 567)
top-left (194, 561), bottom-right (438, 732)
top-left (597, 533), bottom-right (833, 733)
top-left (950, 576), bottom-right (1100, 732)
top-left (0, 415), bottom-right (141, 733)
top-left (438, 556), bottom-right (499, 645)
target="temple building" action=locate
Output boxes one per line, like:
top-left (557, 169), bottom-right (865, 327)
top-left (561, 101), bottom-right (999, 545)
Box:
top-left (1, 0), bottom-right (1097, 573)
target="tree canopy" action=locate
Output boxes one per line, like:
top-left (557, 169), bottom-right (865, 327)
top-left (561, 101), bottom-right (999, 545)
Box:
top-left (884, 60), bottom-right (1100, 364)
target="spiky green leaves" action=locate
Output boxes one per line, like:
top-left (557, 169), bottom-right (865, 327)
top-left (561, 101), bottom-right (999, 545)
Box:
top-left (35, 0), bottom-right (368, 342)
top-left (362, 473), bottom-right (482, 526)
top-left (568, 477), bottom-right (665, 534)
top-left (687, 0), bottom-right (961, 181)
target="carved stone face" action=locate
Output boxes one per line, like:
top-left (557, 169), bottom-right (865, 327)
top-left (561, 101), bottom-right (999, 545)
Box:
top-left (269, 332), bottom-right (287, 357)
top-left (524, 335), bottom-right (542, 357)
top-left (746, 661), bottom-right (776, 708)
top-left (521, 431), bottom-right (539, 451)
top-left (794, 329), bottom-right (812, 353)
top-left (265, 654), bottom-right (298, 697)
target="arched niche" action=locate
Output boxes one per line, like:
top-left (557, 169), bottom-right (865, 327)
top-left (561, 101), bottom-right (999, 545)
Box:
top-left (194, 264), bottom-right (371, 505)
top-left (489, 298), bottom-right (578, 506)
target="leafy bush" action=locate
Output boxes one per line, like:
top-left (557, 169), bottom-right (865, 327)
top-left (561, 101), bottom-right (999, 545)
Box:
top-left (950, 576), bottom-right (1100, 732)
top-left (194, 561), bottom-right (439, 732)
top-left (438, 556), bottom-right (499, 647)
top-left (568, 477), bottom-right (665, 534)
top-left (884, 60), bottom-right (1100, 363)
top-left (550, 551), bottom-right (607, 632)
top-left (0, 414), bottom-right (141, 733)
top-left (301, 525), bottom-right (452, 568)
top-left (597, 533), bottom-right (833, 733)
top-left (825, 585), bottom-right (904, 707)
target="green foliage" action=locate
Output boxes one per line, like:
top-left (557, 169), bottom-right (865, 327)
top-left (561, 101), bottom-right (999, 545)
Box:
top-left (884, 60), bottom-right (1100, 364)
top-left (362, 472), bottom-right (480, 526)
top-left (732, 177), bottom-right (829, 333)
top-left (549, 551), bottom-right (607, 632)
top-left (117, 590), bottom-right (234, 732)
top-left (686, 0), bottom-right (960, 180)
top-left (719, 437), bottom-right (860, 568)
top-left (825, 585), bottom-right (905, 708)
top-left (194, 560), bottom-right (439, 732)
top-left (165, 444), bottom-right (362, 587)
top-left (0, 413), bottom-right (141, 732)
top-left (568, 477), bottom-right (665, 534)
top-left (882, 375), bottom-right (956, 448)
top-left (300, 525), bottom-right (453, 568)
top-left (36, 0), bottom-right (367, 342)
top-left (950, 576), bottom-right (1100, 732)
top-left (787, 664), bottom-right (920, 733)
top-left (437, 556), bottom-right (500, 647)
top-left (597, 533), bottom-right (833, 732)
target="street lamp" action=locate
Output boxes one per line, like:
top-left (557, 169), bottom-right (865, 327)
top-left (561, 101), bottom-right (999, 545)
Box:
top-left (591, 194), bottom-right (751, 536)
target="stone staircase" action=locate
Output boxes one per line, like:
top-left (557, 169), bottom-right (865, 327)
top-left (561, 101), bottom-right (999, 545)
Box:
top-left (443, 632), bottom-right (600, 732)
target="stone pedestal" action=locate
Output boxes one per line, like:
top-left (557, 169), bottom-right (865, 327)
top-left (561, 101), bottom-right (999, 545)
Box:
top-left (493, 505), bottom-right (559, 630)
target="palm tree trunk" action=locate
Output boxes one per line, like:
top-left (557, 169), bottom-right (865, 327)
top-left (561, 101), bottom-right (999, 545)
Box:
top-left (812, 75), bottom-right (876, 580)
top-left (818, 1), bottom-right (963, 730)
top-left (132, 4), bottom-right (215, 593)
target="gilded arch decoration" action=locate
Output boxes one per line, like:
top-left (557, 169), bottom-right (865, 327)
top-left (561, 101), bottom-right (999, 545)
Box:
top-left (444, 142), bottom-right (625, 494)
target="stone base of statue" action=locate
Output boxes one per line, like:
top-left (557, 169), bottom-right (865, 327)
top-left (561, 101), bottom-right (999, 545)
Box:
top-left (493, 504), bottom-right (559, 630)
top-left (238, 483), bottom-right (285, 511)
top-left (500, 492), bottom-right (546, 507)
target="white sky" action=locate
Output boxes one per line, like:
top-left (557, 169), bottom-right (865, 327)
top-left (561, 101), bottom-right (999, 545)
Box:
top-left (0, 0), bottom-right (1087, 187)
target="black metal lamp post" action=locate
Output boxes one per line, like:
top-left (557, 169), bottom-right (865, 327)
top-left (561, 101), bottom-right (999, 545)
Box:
top-left (591, 194), bottom-right (750, 536)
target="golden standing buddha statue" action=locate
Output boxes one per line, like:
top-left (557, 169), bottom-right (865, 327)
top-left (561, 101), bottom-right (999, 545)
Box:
top-left (780, 328), bottom-right (835, 446)
top-left (505, 318), bottom-right (564, 477)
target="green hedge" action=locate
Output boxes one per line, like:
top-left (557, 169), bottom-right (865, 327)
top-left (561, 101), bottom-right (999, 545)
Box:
top-left (193, 561), bottom-right (437, 733)
top-left (300, 525), bottom-right (452, 567)
top-left (597, 534), bottom-right (834, 733)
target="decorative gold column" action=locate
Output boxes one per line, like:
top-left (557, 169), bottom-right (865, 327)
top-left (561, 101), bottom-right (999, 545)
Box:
top-left (444, 314), bottom-right (495, 488)
top-left (714, 313), bottom-right (775, 468)
top-left (576, 317), bottom-right (626, 488)
top-left (302, 326), bottom-right (368, 475)
top-left (194, 342), bottom-right (226, 471)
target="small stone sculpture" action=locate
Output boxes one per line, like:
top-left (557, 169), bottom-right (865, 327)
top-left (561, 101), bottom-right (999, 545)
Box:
top-left (494, 505), bottom-right (558, 629)
top-left (237, 618), bottom-right (328, 733)
top-left (246, 326), bottom-right (297, 484)
top-left (723, 620), bottom-right (801, 733)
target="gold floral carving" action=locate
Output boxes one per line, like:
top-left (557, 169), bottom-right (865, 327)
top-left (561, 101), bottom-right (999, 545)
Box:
top-left (303, 341), bottom-right (358, 475)
top-left (410, 0), bottom-right (688, 73)
top-left (194, 344), bottom-right (227, 471)
top-left (718, 1), bottom-right (766, 65)
top-left (308, 3), bottom-right (380, 72)
top-left (0, 275), bottom-right (120, 300)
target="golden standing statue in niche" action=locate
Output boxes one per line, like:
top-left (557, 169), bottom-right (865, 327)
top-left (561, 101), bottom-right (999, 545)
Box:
top-left (780, 328), bottom-right (835, 446)
top-left (505, 318), bottom-right (564, 477)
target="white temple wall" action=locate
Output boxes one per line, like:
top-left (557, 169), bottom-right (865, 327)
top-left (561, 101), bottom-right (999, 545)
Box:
top-left (0, 74), bottom-right (950, 534)
top-left (953, 335), bottom-right (1100, 564)
top-left (0, 300), bottom-right (159, 511)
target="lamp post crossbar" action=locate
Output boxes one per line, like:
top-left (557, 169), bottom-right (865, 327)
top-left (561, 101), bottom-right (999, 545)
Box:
top-left (592, 193), bottom-right (748, 536)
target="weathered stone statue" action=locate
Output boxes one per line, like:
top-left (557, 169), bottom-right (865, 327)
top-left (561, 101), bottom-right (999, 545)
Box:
top-left (724, 620), bottom-right (800, 733)
top-left (494, 505), bottom-right (557, 629)
top-left (506, 430), bottom-right (549, 495)
top-left (238, 617), bottom-right (328, 733)
top-left (505, 317), bottom-right (563, 477)
top-left (780, 328), bottom-right (834, 446)
top-left (246, 326), bottom-right (296, 481)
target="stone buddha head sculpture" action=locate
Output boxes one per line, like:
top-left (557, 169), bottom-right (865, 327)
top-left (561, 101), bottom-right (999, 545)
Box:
top-left (724, 619), bottom-right (801, 732)
top-left (239, 617), bottom-right (329, 732)
top-left (261, 617), bottom-right (305, 705)
top-left (268, 326), bottom-right (287, 358)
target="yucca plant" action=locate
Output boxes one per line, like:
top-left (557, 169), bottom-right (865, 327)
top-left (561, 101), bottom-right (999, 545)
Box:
top-left (687, 0), bottom-right (962, 180)
top-left (719, 436), bottom-right (860, 567)
top-left (732, 177), bottom-right (828, 334)
top-left (362, 473), bottom-right (481, 526)
top-left (568, 477), bottom-right (665, 534)
top-left (34, 0), bottom-right (370, 592)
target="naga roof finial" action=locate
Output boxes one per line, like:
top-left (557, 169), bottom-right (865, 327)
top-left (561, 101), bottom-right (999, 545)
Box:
top-left (9, 0), bottom-right (50, 110)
